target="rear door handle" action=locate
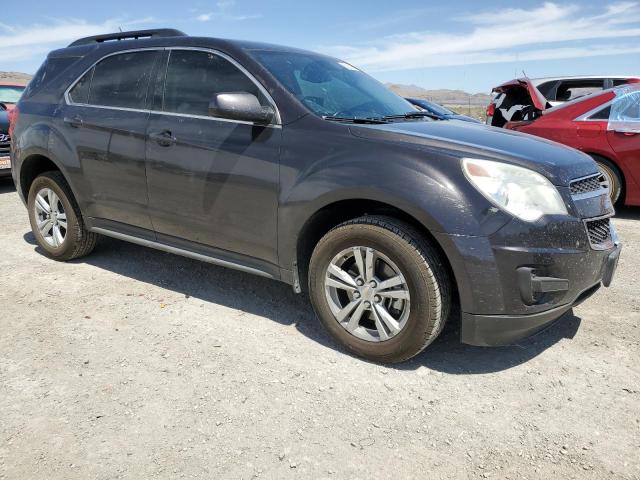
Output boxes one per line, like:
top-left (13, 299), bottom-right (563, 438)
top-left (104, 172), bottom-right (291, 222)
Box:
top-left (149, 130), bottom-right (176, 147)
top-left (63, 116), bottom-right (83, 128)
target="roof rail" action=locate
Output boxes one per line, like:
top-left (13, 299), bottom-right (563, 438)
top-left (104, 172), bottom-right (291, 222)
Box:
top-left (68, 29), bottom-right (187, 47)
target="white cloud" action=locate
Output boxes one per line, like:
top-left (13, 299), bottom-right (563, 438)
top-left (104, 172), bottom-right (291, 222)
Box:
top-left (194, 1), bottom-right (260, 22)
top-left (322, 2), bottom-right (640, 71)
top-left (0, 17), bottom-right (156, 68)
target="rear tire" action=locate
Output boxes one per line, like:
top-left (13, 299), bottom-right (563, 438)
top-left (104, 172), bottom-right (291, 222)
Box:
top-left (27, 171), bottom-right (97, 261)
top-left (590, 155), bottom-right (622, 205)
top-left (308, 215), bottom-right (451, 363)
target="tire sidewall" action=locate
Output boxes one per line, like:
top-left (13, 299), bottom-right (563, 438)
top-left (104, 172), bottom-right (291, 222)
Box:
top-left (309, 223), bottom-right (441, 362)
top-left (28, 174), bottom-right (79, 259)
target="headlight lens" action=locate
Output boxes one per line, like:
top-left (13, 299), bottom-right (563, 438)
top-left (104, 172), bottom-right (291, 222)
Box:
top-left (462, 158), bottom-right (567, 222)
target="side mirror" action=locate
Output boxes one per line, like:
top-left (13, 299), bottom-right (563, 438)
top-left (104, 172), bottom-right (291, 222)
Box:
top-left (209, 92), bottom-right (275, 125)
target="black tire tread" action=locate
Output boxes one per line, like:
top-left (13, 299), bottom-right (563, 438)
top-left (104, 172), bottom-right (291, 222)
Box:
top-left (311, 215), bottom-right (452, 363)
top-left (32, 171), bottom-right (97, 260)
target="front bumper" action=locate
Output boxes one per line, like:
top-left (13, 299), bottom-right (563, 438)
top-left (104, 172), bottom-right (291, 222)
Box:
top-left (434, 212), bottom-right (621, 347)
top-left (462, 244), bottom-right (620, 346)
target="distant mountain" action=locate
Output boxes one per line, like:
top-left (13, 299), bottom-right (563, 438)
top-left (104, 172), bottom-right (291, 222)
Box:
top-left (387, 83), bottom-right (491, 106)
top-left (0, 72), bottom-right (32, 84)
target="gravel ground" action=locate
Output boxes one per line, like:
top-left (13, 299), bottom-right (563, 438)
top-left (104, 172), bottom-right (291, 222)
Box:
top-left (0, 177), bottom-right (638, 480)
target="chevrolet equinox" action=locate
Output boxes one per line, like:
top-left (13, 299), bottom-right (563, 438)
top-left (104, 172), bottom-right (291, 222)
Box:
top-left (11, 29), bottom-right (621, 362)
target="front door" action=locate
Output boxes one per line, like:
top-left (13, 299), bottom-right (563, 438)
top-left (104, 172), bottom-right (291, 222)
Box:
top-left (145, 49), bottom-right (281, 265)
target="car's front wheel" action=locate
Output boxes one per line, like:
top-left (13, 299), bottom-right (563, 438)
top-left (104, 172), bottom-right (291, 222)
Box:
top-left (28, 171), bottom-right (97, 261)
top-left (591, 155), bottom-right (622, 205)
top-left (308, 216), bottom-right (451, 363)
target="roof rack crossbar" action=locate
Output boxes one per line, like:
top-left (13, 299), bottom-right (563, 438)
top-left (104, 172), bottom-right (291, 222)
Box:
top-left (68, 29), bottom-right (187, 47)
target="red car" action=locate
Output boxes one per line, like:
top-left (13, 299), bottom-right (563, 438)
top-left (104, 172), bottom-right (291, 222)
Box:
top-left (0, 82), bottom-right (27, 112)
top-left (494, 83), bottom-right (640, 206)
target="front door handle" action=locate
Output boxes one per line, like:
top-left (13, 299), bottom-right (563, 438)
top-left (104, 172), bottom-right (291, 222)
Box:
top-left (63, 116), bottom-right (83, 128)
top-left (149, 130), bottom-right (176, 147)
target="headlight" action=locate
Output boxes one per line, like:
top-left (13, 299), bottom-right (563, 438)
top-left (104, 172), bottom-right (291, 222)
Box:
top-left (462, 158), bottom-right (567, 222)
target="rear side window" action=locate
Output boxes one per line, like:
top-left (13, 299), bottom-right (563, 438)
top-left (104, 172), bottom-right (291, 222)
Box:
top-left (162, 50), bottom-right (268, 117)
top-left (588, 105), bottom-right (611, 120)
top-left (69, 68), bottom-right (93, 104)
top-left (88, 51), bottom-right (159, 109)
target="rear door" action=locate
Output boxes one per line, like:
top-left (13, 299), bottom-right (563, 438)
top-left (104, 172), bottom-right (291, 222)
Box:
top-left (606, 88), bottom-right (640, 192)
top-left (145, 48), bottom-right (281, 264)
top-left (61, 49), bottom-right (161, 233)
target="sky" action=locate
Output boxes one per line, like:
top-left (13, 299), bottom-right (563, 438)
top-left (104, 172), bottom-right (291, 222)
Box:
top-left (1, 0), bottom-right (640, 93)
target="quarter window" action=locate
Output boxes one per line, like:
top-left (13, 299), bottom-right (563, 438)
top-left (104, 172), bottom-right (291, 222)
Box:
top-left (162, 50), bottom-right (269, 117)
top-left (88, 51), bottom-right (159, 109)
top-left (69, 67), bottom-right (93, 104)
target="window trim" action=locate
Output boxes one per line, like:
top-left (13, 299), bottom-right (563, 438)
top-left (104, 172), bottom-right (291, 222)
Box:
top-left (574, 99), bottom-right (615, 122)
top-left (64, 47), bottom-right (282, 127)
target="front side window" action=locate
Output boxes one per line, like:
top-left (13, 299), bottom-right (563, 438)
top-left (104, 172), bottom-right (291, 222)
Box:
top-left (87, 51), bottom-right (159, 109)
top-left (163, 50), bottom-right (269, 117)
top-left (556, 80), bottom-right (604, 102)
top-left (251, 50), bottom-right (414, 119)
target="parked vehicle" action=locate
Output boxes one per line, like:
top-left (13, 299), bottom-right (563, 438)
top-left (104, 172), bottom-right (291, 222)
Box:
top-left (11, 29), bottom-right (620, 362)
top-left (0, 104), bottom-right (11, 177)
top-left (531, 76), bottom-right (640, 106)
top-left (0, 82), bottom-right (27, 112)
top-left (486, 76), bottom-right (640, 126)
top-left (491, 80), bottom-right (640, 206)
top-left (405, 97), bottom-right (481, 123)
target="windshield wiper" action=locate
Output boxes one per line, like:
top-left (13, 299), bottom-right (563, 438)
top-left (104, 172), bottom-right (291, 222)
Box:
top-left (322, 115), bottom-right (389, 124)
top-left (380, 111), bottom-right (440, 121)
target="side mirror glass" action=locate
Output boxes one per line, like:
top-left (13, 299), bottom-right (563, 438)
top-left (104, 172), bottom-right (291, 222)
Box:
top-left (208, 92), bottom-right (275, 125)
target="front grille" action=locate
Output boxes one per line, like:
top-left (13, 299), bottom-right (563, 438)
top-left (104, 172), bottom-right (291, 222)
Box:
top-left (570, 173), bottom-right (605, 195)
top-left (585, 217), bottom-right (613, 249)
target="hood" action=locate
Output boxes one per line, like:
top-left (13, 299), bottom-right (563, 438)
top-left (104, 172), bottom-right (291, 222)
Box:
top-left (349, 119), bottom-right (597, 185)
top-left (494, 78), bottom-right (549, 111)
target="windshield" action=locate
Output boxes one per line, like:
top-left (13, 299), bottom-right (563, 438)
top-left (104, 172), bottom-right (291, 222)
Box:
top-left (411, 98), bottom-right (454, 116)
top-left (252, 50), bottom-right (415, 119)
top-left (0, 86), bottom-right (25, 104)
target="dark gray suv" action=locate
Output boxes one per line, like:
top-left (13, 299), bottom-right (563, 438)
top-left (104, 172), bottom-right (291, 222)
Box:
top-left (11, 29), bottom-right (621, 362)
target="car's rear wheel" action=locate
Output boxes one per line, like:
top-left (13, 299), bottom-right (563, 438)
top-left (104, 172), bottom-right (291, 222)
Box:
top-left (28, 171), bottom-right (97, 261)
top-left (591, 155), bottom-right (622, 205)
top-left (308, 215), bottom-right (451, 363)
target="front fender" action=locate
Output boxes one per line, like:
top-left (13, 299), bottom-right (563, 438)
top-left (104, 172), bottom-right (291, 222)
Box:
top-left (277, 120), bottom-right (512, 272)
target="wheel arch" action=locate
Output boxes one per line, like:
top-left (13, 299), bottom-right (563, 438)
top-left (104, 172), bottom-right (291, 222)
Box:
top-left (585, 151), bottom-right (626, 203)
top-left (19, 152), bottom-right (73, 202)
top-left (293, 198), bottom-right (460, 310)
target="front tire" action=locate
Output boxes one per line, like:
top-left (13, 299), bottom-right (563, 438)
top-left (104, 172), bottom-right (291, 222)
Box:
top-left (28, 171), bottom-right (97, 261)
top-left (308, 216), bottom-right (451, 363)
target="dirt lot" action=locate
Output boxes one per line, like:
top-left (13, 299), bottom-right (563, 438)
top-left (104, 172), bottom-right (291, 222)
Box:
top-left (0, 177), bottom-right (638, 480)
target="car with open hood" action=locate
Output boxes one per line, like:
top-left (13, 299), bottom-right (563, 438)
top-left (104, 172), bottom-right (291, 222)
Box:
top-left (10, 29), bottom-right (621, 362)
top-left (504, 84), bottom-right (640, 206)
top-left (486, 76), bottom-right (640, 127)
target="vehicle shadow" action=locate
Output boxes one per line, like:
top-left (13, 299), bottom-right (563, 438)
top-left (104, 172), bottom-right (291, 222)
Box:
top-left (23, 232), bottom-right (580, 374)
top-left (614, 206), bottom-right (640, 220)
top-left (0, 177), bottom-right (16, 193)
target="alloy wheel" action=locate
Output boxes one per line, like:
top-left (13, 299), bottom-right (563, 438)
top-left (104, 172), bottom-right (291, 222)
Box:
top-left (34, 187), bottom-right (67, 247)
top-left (324, 246), bottom-right (411, 342)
